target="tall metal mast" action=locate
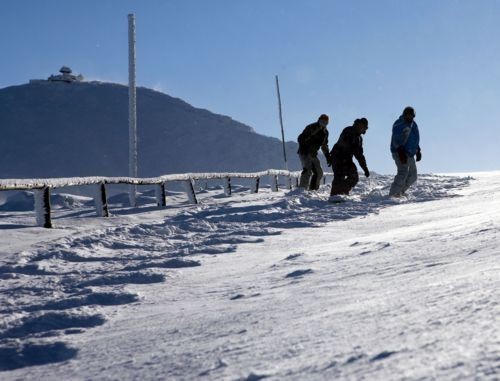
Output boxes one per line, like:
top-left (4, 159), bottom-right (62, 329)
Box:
top-left (128, 13), bottom-right (138, 206)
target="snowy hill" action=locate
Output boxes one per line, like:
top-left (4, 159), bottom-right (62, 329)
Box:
top-left (0, 173), bottom-right (499, 379)
top-left (0, 81), bottom-right (301, 179)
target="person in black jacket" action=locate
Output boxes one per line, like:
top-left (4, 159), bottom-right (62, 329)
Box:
top-left (297, 114), bottom-right (332, 190)
top-left (329, 118), bottom-right (370, 197)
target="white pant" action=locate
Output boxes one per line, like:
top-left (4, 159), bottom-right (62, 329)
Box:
top-left (389, 153), bottom-right (417, 196)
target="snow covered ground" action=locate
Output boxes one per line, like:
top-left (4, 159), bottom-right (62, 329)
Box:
top-left (0, 172), bottom-right (499, 380)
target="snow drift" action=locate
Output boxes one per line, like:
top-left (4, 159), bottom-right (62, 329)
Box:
top-left (2, 173), bottom-right (498, 380)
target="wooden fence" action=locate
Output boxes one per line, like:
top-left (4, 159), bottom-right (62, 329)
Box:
top-left (0, 170), bottom-right (332, 228)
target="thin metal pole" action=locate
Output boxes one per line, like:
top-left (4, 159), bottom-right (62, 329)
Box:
top-left (128, 13), bottom-right (138, 207)
top-left (275, 75), bottom-right (288, 170)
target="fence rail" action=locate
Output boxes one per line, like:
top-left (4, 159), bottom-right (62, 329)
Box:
top-left (0, 169), bottom-right (332, 228)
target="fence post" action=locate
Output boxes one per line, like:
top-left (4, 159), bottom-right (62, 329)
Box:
top-left (224, 177), bottom-right (232, 196)
top-left (253, 177), bottom-right (260, 193)
top-left (286, 175), bottom-right (292, 190)
top-left (270, 175), bottom-right (279, 192)
top-left (94, 182), bottom-right (109, 217)
top-left (34, 187), bottom-right (52, 228)
top-left (155, 183), bottom-right (166, 207)
top-left (183, 179), bottom-right (198, 204)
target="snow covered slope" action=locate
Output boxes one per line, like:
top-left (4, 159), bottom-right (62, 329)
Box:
top-left (0, 172), bottom-right (499, 380)
top-left (0, 81), bottom-right (301, 179)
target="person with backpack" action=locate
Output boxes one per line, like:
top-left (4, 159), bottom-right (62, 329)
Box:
top-left (389, 106), bottom-right (422, 197)
top-left (329, 118), bottom-right (370, 198)
top-left (297, 114), bottom-right (332, 190)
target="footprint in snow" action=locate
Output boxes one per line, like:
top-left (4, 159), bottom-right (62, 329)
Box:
top-left (0, 312), bottom-right (106, 340)
top-left (0, 342), bottom-right (78, 371)
top-left (370, 350), bottom-right (398, 362)
top-left (122, 258), bottom-right (201, 271)
top-left (0, 264), bottom-right (58, 276)
top-left (285, 269), bottom-right (314, 278)
top-left (359, 242), bottom-right (391, 256)
top-left (283, 253), bottom-right (302, 261)
top-left (25, 292), bottom-right (139, 312)
top-left (230, 293), bottom-right (261, 300)
top-left (270, 253), bottom-right (304, 270)
top-left (239, 372), bottom-right (269, 381)
top-left (230, 294), bottom-right (245, 300)
top-left (345, 353), bottom-right (366, 364)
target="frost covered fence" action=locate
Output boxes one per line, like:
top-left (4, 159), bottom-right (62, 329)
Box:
top-left (0, 169), bottom-right (333, 228)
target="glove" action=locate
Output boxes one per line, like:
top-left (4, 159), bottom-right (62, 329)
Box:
top-left (416, 149), bottom-right (422, 162)
top-left (364, 168), bottom-right (370, 178)
top-left (397, 146), bottom-right (407, 164)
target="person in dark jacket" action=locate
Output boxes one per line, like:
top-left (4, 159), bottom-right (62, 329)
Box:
top-left (297, 114), bottom-right (332, 190)
top-left (329, 118), bottom-right (370, 197)
top-left (389, 106), bottom-right (421, 197)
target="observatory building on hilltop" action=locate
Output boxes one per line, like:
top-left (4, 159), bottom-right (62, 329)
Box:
top-left (30, 66), bottom-right (84, 84)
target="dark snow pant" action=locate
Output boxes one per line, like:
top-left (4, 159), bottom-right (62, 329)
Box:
top-left (330, 159), bottom-right (358, 196)
top-left (299, 153), bottom-right (323, 190)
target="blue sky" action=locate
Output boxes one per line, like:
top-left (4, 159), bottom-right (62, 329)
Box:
top-left (1, 0), bottom-right (500, 173)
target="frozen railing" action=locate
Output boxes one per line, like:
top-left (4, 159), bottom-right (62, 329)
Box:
top-left (0, 170), bottom-right (332, 228)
